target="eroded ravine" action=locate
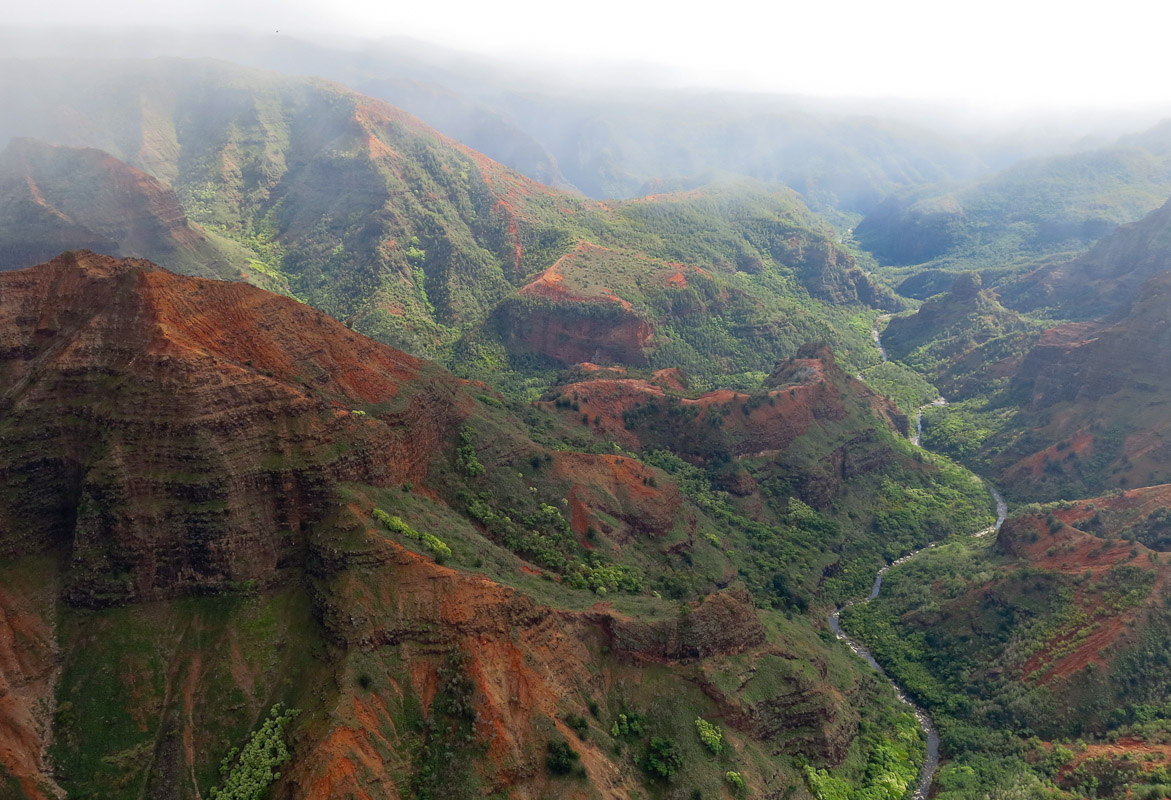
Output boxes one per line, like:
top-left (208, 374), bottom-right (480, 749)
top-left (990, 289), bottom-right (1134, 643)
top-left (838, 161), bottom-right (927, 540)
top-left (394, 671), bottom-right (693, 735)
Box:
top-left (830, 316), bottom-right (1008, 800)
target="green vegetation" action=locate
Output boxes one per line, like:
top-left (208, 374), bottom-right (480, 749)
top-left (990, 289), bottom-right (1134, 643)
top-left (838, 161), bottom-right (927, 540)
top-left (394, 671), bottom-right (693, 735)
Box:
top-left (725, 770), bottom-right (747, 793)
top-left (611, 711), bottom-right (647, 739)
top-left (694, 717), bottom-right (724, 755)
top-left (454, 427), bottom-right (486, 477)
top-left (546, 739), bottom-right (581, 776)
top-left (858, 360), bottom-right (940, 416)
top-left (804, 713), bottom-right (922, 800)
top-left (373, 508), bottom-right (453, 560)
top-left (642, 736), bottom-right (684, 780)
top-left (210, 704), bottom-right (300, 800)
top-left (410, 652), bottom-right (482, 800)
top-left (840, 513), bottom-right (1171, 799)
top-left (44, 581), bottom-right (318, 799)
top-left (878, 273), bottom-right (1034, 382)
top-left (633, 394), bottom-right (994, 610)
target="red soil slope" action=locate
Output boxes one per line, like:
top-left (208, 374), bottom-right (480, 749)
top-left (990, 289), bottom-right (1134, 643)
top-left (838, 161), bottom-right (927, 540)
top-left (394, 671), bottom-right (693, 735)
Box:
top-left (998, 485), bottom-right (1171, 683)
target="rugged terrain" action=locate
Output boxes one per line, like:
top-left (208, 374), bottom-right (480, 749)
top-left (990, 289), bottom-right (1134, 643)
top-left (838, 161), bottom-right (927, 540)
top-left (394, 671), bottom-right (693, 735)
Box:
top-left (0, 252), bottom-right (995, 799)
top-left (843, 484), bottom-right (1171, 799)
top-left (911, 268), bottom-right (1171, 502)
top-left (4, 37), bottom-right (1171, 800)
top-left (1002, 193), bottom-right (1171, 319)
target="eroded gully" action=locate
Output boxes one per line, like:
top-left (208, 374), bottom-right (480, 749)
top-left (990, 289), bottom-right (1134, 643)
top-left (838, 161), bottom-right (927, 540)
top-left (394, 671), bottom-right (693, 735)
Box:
top-left (828, 315), bottom-right (1009, 799)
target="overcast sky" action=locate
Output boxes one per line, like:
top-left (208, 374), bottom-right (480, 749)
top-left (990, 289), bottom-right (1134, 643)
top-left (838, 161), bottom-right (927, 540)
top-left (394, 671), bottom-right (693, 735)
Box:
top-left (7, 0), bottom-right (1170, 111)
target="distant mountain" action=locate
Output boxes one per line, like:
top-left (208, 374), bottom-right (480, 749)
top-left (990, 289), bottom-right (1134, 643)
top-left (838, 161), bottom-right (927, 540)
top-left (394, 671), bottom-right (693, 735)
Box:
top-left (857, 130), bottom-right (1171, 278)
top-left (0, 31), bottom-right (1011, 214)
top-left (448, 92), bottom-right (989, 210)
top-left (0, 137), bottom-right (254, 281)
top-left (0, 57), bottom-right (898, 386)
top-left (1002, 194), bottom-right (1171, 319)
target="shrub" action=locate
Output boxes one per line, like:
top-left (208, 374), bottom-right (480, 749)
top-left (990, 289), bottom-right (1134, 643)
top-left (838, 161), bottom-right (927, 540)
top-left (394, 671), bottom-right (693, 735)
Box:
top-left (372, 510), bottom-right (452, 561)
top-left (610, 711), bottom-right (646, 739)
top-left (725, 771), bottom-right (747, 793)
top-left (210, 704), bottom-right (300, 800)
top-left (695, 717), bottom-right (724, 755)
top-left (643, 736), bottom-right (684, 780)
top-left (565, 713), bottom-right (589, 739)
top-left (546, 739), bottom-right (579, 775)
top-left (455, 427), bottom-right (485, 477)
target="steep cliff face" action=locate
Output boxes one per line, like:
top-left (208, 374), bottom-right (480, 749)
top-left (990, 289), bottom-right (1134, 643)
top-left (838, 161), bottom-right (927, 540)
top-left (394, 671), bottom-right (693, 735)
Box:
top-left (0, 251), bottom-right (472, 605)
top-left (0, 139), bottom-right (246, 281)
top-left (499, 303), bottom-right (653, 366)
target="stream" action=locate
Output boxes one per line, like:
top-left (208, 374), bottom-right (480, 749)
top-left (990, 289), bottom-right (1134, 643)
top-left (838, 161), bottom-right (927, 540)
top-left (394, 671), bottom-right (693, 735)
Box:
top-left (828, 316), bottom-right (1009, 799)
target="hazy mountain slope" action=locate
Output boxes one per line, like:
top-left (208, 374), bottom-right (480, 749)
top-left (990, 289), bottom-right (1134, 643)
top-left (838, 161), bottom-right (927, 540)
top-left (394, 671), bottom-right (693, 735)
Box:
top-left (0, 137), bottom-right (256, 281)
top-left (857, 132), bottom-right (1171, 280)
top-left (1002, 194), bottom-right (1171, 319)
top-left (0, 31), bottom-right (1005, 213)
top-left (0, 57), bottom-right (899, 386)
top-left (0, 56), bottom-right (551, 352)
top-left (357, 75), bottom-right (578, 191)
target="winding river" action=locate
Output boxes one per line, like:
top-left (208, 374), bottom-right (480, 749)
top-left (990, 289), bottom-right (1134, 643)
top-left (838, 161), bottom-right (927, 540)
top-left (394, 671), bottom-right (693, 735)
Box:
top-left (830, 316), bottom-right (1009, 799)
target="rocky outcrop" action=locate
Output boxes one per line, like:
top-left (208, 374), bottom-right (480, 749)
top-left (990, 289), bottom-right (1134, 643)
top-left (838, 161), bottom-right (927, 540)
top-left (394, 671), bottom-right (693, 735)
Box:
top-left (601, 587), bottom-right (766, 661)
top-left (497, 298), bottom-right (652, 366)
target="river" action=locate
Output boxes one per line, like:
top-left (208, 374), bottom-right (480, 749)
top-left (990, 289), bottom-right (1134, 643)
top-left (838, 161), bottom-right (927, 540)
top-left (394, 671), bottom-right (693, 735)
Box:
top-left (828, 316), bottom-right (1009, 799)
